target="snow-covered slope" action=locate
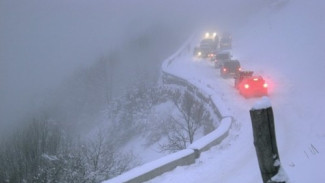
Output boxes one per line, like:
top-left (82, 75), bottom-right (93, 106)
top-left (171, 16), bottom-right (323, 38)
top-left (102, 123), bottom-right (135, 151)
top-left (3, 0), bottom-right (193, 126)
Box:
top-left (148, 1), bottom-right (325, 182)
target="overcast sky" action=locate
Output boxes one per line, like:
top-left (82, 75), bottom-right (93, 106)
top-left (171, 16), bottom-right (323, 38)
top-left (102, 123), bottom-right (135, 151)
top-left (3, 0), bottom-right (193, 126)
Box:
top-left (0, 0), bottom-right (268, 134)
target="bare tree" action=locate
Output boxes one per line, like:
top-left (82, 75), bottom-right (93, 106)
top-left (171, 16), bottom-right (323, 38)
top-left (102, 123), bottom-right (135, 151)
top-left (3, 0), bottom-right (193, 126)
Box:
top-left (159, 116), bottom-right (189, 153)
top-left (174, 91), bottom-right (204, 144)
top-left (160, 91), bottom-right (211, 153)
top-left (0, 117), bottom-right (138, 183)
top-left (81, 130), bottom-right (138, 182)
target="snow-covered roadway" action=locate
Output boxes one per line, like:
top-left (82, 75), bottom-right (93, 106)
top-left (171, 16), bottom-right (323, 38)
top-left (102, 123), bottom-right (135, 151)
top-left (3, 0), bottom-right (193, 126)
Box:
top-left (148, 1), bottom-right (325, 181)
top-left (149, 50), bottom-right (266, 182)
top-left (149, 44), bottom-right (324, 182)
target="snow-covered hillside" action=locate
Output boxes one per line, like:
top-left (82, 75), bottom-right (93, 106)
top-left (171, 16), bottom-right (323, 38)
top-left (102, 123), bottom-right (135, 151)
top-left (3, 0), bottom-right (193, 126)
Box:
top-left (148, 1), bottom-right (325, 182)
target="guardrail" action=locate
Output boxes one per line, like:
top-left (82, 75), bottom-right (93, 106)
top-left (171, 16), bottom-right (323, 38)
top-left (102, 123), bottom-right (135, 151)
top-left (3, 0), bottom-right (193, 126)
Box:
top-left (103, 35), bottom-right (234, 183)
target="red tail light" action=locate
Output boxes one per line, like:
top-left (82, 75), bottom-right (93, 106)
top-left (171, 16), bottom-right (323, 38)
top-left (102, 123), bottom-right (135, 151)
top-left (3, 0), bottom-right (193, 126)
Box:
top-left (263, 83), bottom-right (268, 88)
top-left (244, 84), bottom-right (249, 89)
top-left (238, 67), bottom-right (242, 71)
top-left (223, 68), bottom-right (227, 72)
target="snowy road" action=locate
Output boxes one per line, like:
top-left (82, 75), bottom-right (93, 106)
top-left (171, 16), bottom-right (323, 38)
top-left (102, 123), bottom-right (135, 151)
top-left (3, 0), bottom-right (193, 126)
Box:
top-left (148, 43), bottom-right (324, 182)
top-left (149, 2), bottom-right (325, 181)
top-left (149, 52), bottom-right (265, 182)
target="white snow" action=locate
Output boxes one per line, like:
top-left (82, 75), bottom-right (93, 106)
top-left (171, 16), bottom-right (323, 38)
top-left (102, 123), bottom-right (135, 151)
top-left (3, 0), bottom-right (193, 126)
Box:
top-left (271, 166), bottom-right (289, 182)
top-left (146, 1), bottom-right (325, 183)
top-left (103, 35), bottom-right (232, 183)
top-left (102, 1), bottom-right (325, 183)
top-left (119, 101), bottom-right (178, 164)
top-left (251, 96), bottom-right (272, 110)
top-left (274, 159), bottom-right (281, 167)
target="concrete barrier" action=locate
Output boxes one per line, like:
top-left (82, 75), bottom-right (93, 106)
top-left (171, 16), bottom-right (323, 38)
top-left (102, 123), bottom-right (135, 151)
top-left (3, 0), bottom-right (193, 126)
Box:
top-left (189, 117), bottom-right (232, 153)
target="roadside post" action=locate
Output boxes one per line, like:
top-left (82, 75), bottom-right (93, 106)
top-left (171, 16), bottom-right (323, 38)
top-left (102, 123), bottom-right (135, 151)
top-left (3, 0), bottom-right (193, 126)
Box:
top-left (249, 97), bottom-right (287, 183)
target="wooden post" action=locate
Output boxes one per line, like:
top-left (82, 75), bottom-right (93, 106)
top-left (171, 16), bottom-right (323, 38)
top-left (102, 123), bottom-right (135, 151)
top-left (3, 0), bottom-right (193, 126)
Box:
top-left (250, 106), bottom-right (285, 183)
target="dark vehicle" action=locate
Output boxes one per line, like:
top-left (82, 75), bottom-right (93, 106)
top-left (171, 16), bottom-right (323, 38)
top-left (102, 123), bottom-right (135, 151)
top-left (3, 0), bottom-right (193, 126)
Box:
top-left (220, 33), bottom-right (232, 50)
top-left (236, 74), bottom-right (268, 98)
top-left (214, 51), bottom-right (231, 68)
top-left (198, 38), bottom-right (218, 58)
top-left (194, 32), bottom-right (220, 59)
top-left (220, 60), bottom-right (241, 78)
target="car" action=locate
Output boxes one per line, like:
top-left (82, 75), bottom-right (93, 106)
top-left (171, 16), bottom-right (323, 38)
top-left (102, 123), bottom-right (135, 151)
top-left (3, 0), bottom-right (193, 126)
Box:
top-left (214, 51), bottom-right (231, 68)
top-left (234, 71), bottom-right (254, 89)
top-left (220, 60), bottom-right (241, 78)
top-left (235, 71), bottom-right (268, 98)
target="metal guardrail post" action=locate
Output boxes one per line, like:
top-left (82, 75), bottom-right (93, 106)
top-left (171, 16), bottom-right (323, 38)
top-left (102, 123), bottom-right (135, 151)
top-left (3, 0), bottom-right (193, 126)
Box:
top-left (250, 105), bottom-right (285, 183)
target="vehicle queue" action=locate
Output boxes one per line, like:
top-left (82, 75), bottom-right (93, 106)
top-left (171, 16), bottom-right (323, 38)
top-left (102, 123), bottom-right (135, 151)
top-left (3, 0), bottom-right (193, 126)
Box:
top-left (193, 32), bottom-right (268, 98)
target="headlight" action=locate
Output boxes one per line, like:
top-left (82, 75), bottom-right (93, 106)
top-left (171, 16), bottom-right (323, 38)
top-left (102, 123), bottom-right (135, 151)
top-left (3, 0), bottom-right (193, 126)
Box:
top-left (198, 52), bottom-right (202, 56)
top-left (205, 32), bottom-right (209, 38)
top-left (213, 32), bottom-right (217, 37)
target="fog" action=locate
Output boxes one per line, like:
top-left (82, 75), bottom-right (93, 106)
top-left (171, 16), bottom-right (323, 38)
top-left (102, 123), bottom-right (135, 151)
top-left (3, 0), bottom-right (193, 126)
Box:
top-left (0, 0), bottom-right (270, 136)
